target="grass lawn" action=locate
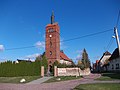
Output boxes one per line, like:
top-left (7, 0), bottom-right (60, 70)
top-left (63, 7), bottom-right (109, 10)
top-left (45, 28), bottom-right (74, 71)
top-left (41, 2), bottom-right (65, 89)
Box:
top-left (74, 83), bottom-right (120, 90)
top-left (96, 73), bottom-right (120, 81)
top-left (0, 76), bottom-right (41, 83)
top-left (44, 76), bottom-right (82, 83)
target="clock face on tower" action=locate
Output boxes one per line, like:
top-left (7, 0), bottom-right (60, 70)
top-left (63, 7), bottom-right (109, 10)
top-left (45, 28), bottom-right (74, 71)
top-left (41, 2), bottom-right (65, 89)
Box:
top-left (48, 29), bottom-right (54, 33)
top-left (49, 35), bottom-right (52, 37)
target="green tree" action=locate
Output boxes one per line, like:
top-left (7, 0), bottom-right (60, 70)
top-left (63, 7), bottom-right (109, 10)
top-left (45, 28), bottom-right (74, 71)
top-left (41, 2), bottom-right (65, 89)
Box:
top-left (41, 54), bottom-right (48, 74)
top-left (81, 48), bottom-right (91, 69)
top-left (35, 55), bottom-right (42, 62)
top-left (77, 60), bottom-right (85, 70)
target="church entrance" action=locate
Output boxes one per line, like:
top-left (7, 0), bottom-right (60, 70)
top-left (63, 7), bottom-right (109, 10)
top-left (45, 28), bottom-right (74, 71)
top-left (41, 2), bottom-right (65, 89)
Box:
top-left (49, 65), bottom-right (53, 73)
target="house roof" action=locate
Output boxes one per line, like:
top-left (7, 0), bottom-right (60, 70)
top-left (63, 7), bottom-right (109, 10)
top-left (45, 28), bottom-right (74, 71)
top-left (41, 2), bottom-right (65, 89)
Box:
top-left (60, 51), bottom-right (72, 62)
top-left (99, 51), bottom-right (111, 62)
top-left (104, 51), bottom-right (111, 55)
top-left (109, 48), bottom-right (119, 61)
top-left (17, 59), bottom-right (32, 63)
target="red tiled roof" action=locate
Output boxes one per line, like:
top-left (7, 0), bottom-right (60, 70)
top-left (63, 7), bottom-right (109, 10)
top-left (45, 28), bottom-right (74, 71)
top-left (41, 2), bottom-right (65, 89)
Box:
top-left (96, 60), bottom-right (99, 65)
top-left (60, 51), bottom-right (72, 62)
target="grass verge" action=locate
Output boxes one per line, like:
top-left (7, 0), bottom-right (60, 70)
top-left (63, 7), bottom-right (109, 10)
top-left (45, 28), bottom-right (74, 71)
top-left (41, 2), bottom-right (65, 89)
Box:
top-left (0, 76), bottom-right (41, 83)
top-left (44, 76), bottom-right (82, 83)
top-left (96, 73), bottom-right (120, 81)
top-left (74, 83), bottom-right (120, 90)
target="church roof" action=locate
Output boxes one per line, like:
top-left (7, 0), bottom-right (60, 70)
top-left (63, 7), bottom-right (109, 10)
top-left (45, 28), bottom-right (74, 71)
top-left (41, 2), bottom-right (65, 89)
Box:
top-left (60, 51), bottom-right (72, 62)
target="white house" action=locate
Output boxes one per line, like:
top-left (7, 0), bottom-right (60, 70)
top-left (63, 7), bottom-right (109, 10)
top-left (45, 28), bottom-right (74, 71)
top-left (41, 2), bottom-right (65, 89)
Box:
top-left (108, 48), bottom-right (120, 72)
top-left (98, 51), bottom-right (111, 72)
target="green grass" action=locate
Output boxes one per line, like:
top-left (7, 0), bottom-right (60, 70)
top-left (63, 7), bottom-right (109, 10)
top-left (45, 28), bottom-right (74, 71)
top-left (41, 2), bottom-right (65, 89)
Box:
top-left (44, 76), bottom-right (82, 83)
top-left (0, 76), bottom-right (41, 83)
top-left (74, 83), bottom-right (120, 90)
top-left (96, 73), bottom-right (120, 81)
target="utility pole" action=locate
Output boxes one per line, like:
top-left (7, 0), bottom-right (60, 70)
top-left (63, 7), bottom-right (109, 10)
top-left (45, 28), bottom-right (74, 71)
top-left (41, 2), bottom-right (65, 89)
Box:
top-left (114, 27), bottom-right (120, 56)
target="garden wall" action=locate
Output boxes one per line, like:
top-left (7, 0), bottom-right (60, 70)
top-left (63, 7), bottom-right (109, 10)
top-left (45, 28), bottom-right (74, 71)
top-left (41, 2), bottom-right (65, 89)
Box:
top-left (54, 66), bottom-right (90, 76)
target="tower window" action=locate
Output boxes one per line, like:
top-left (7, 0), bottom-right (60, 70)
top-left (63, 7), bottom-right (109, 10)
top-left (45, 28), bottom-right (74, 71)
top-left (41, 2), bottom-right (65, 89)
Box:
top-left (50, 42), bottom-right (52, 47)
top-left (50, 51), bottom-right (52, 55)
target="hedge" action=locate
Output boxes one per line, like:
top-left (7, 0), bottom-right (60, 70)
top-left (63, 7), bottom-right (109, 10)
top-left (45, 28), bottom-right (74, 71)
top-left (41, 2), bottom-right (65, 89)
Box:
top-left (0, 61), bottom-right (41, 77)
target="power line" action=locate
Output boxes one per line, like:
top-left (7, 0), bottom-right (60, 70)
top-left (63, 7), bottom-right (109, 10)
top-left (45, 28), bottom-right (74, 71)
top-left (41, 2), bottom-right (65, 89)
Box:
top-left (61, 29), bottom-right (113, 42)
top-left (116, 10), bottom-right (120, 28)
top-left (6, 46), bottom-right (35, 51)
top-left (105, 37), bottom-right (114, 51)
top-left (5, 29), bottom-right (113, 51)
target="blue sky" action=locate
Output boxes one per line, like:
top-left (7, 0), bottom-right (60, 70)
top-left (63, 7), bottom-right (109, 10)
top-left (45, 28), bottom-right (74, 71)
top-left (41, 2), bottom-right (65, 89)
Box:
top-left (0, 0), bottom-right (120, 63)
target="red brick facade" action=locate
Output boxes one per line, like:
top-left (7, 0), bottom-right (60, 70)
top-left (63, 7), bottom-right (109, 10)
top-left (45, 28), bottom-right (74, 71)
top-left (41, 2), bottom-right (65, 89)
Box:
top-left (45, 23), bottom-right (60, 66)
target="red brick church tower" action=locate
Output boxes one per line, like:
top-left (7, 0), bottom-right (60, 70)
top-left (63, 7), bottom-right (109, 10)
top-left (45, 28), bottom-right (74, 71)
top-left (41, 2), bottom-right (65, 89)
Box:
top-left (45, 11), bottom-right (60, 67)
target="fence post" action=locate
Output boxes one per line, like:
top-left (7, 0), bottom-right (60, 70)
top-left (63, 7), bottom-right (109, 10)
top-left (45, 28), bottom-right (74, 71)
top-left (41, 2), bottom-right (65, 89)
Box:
top-left (54, 66), bottom-right (57, 77)
top-left (41, 66), bottom-right (44, 77)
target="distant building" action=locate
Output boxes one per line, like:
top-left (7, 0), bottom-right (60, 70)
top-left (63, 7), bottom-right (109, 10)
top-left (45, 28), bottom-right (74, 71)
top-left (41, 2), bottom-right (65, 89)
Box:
top-left (15, 59), bottom-right (32, 64)
top-left (93, 60), bottom-right (99, 72)
top-left (108, 48), bottom-right (120, 72)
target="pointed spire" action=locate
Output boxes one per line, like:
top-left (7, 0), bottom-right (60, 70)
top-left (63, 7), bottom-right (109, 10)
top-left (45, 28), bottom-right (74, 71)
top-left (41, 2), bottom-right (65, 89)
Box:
top-left (51, 11), bottom-right (55, 24)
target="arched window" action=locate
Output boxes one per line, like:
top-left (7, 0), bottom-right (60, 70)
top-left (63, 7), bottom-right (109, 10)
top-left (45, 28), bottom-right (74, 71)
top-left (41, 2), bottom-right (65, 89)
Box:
top-left (50, 42), bottom-right (52, 47)
top-left (50, 51), bottom-right (52, 55)
top-left (49, 61), bottom-right (52, 64)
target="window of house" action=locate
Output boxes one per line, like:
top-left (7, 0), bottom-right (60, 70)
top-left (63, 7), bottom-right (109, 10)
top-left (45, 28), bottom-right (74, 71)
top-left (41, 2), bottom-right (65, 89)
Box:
top-left (116, 63), bottom-right (119, 69)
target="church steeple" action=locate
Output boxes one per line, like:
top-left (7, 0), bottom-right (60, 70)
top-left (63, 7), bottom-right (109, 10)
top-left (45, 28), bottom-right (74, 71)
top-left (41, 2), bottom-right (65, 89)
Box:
top-left (51, 11), bottom-right (55, 24)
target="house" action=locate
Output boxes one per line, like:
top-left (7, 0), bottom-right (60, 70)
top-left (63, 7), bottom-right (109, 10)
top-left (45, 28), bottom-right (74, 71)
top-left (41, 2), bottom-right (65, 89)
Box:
top-left (60, 50), bottom-right (73, 65)
top-left (15, 59), bottom-right (32, 64)
top-left (98, 51), bottom-right (111, 72)
top-left (108, 48), bottom-right (120, 72)
top-left (93, 60), bottom-right (99, 72)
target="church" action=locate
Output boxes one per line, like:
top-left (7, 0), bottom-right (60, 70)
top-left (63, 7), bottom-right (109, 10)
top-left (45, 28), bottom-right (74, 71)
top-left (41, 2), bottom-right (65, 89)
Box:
top-left (45, 12), bottom-right (73, 68)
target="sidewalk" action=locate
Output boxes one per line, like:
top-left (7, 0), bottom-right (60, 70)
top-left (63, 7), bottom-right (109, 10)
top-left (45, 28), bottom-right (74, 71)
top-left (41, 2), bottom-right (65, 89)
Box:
top-left (26, 76), bottom-right (52, 84)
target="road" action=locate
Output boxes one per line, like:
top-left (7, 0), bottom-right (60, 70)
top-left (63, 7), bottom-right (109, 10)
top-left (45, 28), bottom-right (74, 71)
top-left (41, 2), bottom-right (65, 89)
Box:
top-left (0, 74), bottom-right (120, 90)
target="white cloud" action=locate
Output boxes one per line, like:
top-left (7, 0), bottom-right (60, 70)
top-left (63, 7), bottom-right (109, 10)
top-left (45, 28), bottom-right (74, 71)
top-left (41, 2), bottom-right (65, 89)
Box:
top-left (76, 54), bottom-right (82, 60)
top-left (35, 41), bottom-right (45, 49)
top-left (76, 50), bottom-right (83, 60)
top-left (0, 45), bottom-right (4, 51)
top-left (60, 38), bottom-right (67, 50)
top-left (25, 53), bottom-right (40, 60)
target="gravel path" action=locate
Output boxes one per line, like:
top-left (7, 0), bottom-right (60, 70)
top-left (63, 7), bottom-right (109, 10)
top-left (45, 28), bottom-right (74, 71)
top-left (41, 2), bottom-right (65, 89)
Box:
top-left (0, 74), bottom-right (120, 90)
